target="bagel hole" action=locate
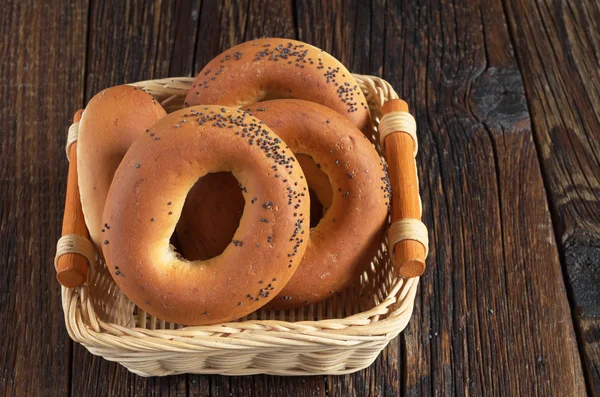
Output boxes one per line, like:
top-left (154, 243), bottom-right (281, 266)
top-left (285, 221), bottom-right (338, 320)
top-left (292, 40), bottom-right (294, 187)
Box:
top-left (295, 154), bottom-right (333, 229)
top-left (256, 89), bottom-right (294, 102)
top-left (308, 187), bottom-right (324, 228)
top-left (174, 172), bottom-right (244, 261)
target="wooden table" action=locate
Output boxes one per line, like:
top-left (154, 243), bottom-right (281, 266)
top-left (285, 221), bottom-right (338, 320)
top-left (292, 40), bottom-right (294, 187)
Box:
top-left (1, 1), bottom-right (598, 395)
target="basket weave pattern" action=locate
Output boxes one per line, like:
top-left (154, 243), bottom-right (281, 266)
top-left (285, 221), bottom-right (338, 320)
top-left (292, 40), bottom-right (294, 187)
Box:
top-left (59, 74), bottom-right (421, 376)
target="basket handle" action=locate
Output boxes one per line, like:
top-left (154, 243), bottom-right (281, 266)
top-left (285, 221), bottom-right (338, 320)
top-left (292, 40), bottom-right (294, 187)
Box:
top-left (382, 99), bottom-right (427, 277)
top-left (55, 110), bottom-right (91, 287)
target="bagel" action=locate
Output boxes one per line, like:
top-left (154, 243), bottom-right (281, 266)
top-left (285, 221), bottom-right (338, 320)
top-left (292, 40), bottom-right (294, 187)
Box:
top-left (77, 85), bottom-right (166, 251)
top-left (178, 100), bottom-right (390, 310)
top-left (185, 38), bottom-right (372, 135)
top-left (101, 106), bottom-right (310, 325)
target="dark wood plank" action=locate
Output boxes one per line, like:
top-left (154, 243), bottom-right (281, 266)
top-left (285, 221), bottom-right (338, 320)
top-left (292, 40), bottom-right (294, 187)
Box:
top-left (294, 2), bottom-right (405, 396)
top-left (191, 2), bottom-right (249, 394)
top-left (84, 0), bottom-right (201, 94)
top-left (0, 0), bottom-right (88, 395)
top-left (243, 0), bottom-right (296, 41)
top-left (191, 2), bottom-right (333, 396)
top-left (386, 0), bottom-right (587, 395)
top-left (193, 0), bottom-right (250, 74)
top-left (71, 1), bottom-right (202, 396)
top-left (503, 0), bottom-right (600, 393)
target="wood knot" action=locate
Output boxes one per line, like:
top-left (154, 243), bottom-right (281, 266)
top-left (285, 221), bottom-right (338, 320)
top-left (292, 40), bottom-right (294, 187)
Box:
top-left (470, 66), bottom-right (529, 130)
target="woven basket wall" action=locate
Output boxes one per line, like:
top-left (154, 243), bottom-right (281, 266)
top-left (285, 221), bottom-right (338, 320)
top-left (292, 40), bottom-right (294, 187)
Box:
top-left (59, 74), bottom-right (422, 377)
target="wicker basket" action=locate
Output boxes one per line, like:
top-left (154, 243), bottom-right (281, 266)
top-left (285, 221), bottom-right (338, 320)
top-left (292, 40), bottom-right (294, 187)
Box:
top-left (55, 74), bottom-right (427, 377)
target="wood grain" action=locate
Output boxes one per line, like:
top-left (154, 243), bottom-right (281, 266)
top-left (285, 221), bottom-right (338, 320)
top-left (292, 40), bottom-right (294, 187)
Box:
top-left (389, 0), bottom-right (586, 394)
top-left (0, 0), bottom-right (88, 395)
top-left (503, 0), bottom-right (600, 393)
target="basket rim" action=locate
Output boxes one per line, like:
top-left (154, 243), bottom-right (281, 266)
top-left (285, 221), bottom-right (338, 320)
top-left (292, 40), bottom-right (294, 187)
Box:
top-left (60, 73), bottom-right (422, 351)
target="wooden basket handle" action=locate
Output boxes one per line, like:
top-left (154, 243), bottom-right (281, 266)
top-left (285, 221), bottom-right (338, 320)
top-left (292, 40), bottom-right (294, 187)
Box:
top-left (382, 99), bottom-right (428, 277)
top-left (55, 110), bottom-right (92, 288)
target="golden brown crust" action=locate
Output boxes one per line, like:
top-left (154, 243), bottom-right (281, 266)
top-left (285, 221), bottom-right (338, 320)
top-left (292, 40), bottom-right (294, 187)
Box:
top-left (77, 85), bottom-right (166, 251)
top-left (101, 106), bottom-right (310, 325)
top-left (178, 100), bottom-right (390, 310)
top-left (185, 38), bottom-right (373, 135)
